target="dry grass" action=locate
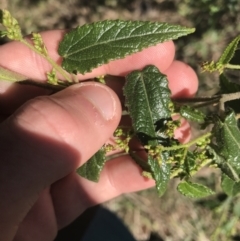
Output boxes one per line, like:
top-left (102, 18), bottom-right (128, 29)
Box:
top-left (103, 172), bottom-right (220, 241)
top-left (2, 1), bottom-right (240, 240)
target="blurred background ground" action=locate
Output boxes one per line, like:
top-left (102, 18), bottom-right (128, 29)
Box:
top-left (1, 0), bottom-right (240, 240)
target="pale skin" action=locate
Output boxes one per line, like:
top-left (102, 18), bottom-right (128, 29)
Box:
top-left (0, 30), bottom-right (198, 241)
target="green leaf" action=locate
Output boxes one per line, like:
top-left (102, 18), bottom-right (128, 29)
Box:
top-left (123, 65), bottom-right (172, 142)
top-left (177, 181), bottom-right (214, 198)
top-left (58, 20), bottom-right (195, 74)
top-left (212, 110), bottom-right (240, 181)
top-left (76, 148), bottom-right (106, 182)
top-left (148, 152), bottom-right (171, 197)
top-left (218, 35), bottom-right (240, 65)
top-left (221, 173), bottom-right (240, 196)
top-left (0, 66), bottom-right (27, 82)
top-left (124, 65), bottom-right (172, 196)
top-left (180, 105), bottom-right (206, 123)
top-left (182, 151), bottom-right (198, 176)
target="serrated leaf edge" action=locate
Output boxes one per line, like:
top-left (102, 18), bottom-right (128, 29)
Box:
top-left (59, 20), bottom-right (195, 74)
top-left (218, 35), bottom-right (240, 65)
top-left (177, 181), bottom-right (214, 198)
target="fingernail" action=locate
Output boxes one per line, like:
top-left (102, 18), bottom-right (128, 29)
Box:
top-left (79, 83), bottom-right (116, 120)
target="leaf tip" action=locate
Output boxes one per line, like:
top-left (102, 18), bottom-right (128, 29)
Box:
top-left (190, 27), bottom-right (196, 33)
top-left (177, 181), bottom-right (215, 198)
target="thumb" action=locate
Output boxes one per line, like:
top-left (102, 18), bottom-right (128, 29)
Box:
top-left (0, 82), bottom-right (121, 239)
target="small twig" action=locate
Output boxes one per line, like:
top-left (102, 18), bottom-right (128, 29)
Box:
top-left (17, 78), bottom-right (98, 93)
top-left (189, 99), bottom-right (220, 108)
top-left (20, 38), bottom-right (73, 83)
top-left (105, 152), bottom-right (129, 161)
top-left (17, 79), bottom-right (67, 92)
top-left (172, 95), bottom-right (221, 103)
top-left (219, 91), bottom-right (240, 112)
top-left (211, 197), bottom-right (233, 240)
top-left (226, 63), bottom-right (240, 70)
top-left (161, 132), bottom-right (212, 151)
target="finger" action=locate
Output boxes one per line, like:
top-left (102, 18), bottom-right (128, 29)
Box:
top-left (51, 155), bottom-right (154, 229)
top-left (173, 115), bottom-right (191, 143)
top-left (0, 30), bottom-right (175, 112)
top-left (0, 30), bottom-right (175, 80)
top-left (13, 188), bottom-right (57, 241)
top-left (163, 60), bottom-right (198, 141)
top-left (50, 62), bottom-right (199, 229)
top-left (163, 60), bottom-right (198, 98)
top-left (108, 60), bottom-right (199, 142)
top-left (0, 80), bottom-right (51, 116)
top-left (0, 82), bottom-right (121, 240)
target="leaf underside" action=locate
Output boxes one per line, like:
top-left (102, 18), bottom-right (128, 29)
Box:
top-left (0, 66), bottom-right (27, 82)
top-left (212, 111), bottom-right (240, 181)
top-left (221, 173), bottom-right (240, 196)
top-left (177, 181), bottom-right (214, 198)
top-left (76, 148), bottom-right (106, 182)
top-left (148, 153), bottom-right (171, 196)
top-left (58, 20), bottom-right (195, 74)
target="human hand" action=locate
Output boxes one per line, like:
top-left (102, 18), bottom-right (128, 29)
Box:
top-left (0, 30), bottom-right (198, 241)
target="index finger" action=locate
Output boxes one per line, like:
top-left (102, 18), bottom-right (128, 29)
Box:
top-left (0, 30), bottom-right (175, 80)
top-left (0, 30), bottom-right (175, 114)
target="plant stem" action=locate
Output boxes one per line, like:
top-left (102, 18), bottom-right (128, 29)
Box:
top-left (173, 95), bottom-right (221, 109)
top-left (170, 156), bottom-right (213, 179)
top-left (105, 152), bottom-right (129, 161)
top-left (189, 99), bottom-right (220, 108)
top-left (20, 39), bottom-right (72, 83)
top-left (226, 63), bottom-right (240, 70)
top-left (162, 132), bottom-right (212, 152)
top-left (18, 79), bottom-right (67, 92)
top-left (220, 91), bottom-right (240, 112)
top-left (211, 196), bottom-right (232, 240)
top-left (172, 95), bottom-right (220, 103)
